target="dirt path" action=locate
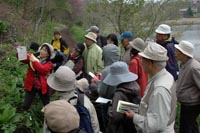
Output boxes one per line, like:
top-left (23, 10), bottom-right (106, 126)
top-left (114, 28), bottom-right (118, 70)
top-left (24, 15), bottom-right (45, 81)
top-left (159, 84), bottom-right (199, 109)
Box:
top-left (60, 28), bottom-right (77, 49)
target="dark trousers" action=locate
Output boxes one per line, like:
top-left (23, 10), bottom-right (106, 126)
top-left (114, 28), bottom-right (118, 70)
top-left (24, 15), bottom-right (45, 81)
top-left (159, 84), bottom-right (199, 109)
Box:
top-left (23, 88), bottom-right (50, 110)
top-left (180, 104), bottom-right (200, 133)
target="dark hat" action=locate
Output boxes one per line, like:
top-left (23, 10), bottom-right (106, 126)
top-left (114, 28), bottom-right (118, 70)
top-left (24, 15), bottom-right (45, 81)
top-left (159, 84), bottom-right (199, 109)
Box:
top-left (76, 43), bottom-right (85, 54)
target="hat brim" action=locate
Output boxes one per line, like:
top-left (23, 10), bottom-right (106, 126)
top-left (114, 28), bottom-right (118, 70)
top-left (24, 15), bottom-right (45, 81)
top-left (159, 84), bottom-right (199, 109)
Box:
top-left (175, 45), bottom-right (193, 58)
top-left (130, 43), bottom-right (142, 52)
top-left (103, 72), bottom-right (138, 86)
top-left (138, 52), bottom-right (169, 61)
top-left (47, 74), bottom-right (75, 92)
top-left (86, 29), bottom-right (91, 32)
top-left (85, 35), bottom-right (97, 43)
top-left (155, 29), bottom-right (171, 34)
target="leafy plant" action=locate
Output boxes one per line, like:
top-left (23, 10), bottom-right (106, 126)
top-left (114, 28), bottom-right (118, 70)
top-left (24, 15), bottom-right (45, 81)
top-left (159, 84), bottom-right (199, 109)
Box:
top-left (0, 21), bottom-right (8, 34)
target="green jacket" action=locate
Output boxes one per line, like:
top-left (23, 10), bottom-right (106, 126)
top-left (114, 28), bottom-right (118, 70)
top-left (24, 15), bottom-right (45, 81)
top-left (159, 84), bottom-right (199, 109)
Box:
top-left (83, 43), bottom-right (104, 75)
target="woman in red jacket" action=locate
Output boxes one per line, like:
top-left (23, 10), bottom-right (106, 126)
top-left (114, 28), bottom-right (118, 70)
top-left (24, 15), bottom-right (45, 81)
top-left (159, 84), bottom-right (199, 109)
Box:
top-left (17, 43), bottom-right (54, 110)
top-left (129, 38), bottom-right (148, 97)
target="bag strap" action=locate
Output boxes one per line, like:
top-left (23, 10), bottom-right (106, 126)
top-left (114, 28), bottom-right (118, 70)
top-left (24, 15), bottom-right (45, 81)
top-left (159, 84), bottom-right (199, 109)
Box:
top-left (76, 91), bottom-right (84, 106)
top-left (68, 92), bottom-right (84, 106)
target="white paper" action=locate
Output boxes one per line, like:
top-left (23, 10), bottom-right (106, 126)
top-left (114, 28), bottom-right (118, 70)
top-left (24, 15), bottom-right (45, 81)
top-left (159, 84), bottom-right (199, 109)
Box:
top-left (88, 72), bottom-right (95, 78)
top-left (117, 100), bottom-right (139, 113)
top-left (17, 46), bottom-right (27, 61)
top-left (95, 97), bottom-right (112, 103)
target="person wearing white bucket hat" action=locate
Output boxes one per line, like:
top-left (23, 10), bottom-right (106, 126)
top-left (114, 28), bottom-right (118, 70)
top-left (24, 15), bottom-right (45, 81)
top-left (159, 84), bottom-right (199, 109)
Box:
top-left (175, 40), bottom-right (200, 133)
top-left (83, 32), bottom-right (104, 83)
top-left (47, 66), bottom-right (100, 133)
top-left (125, 42), bottom-right (176, 133)
top-left (103, 61), bottom-right (140, 133)
top-left (155, 24), bottom-right (179, 80)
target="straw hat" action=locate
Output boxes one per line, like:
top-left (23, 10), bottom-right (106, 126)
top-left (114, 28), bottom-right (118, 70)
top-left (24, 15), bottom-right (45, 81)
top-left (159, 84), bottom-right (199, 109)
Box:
top-left (103, 61), bottom-right (138, 86)
top-left (155, 24), bottom-right (171, 34)
top-left (130, 38), bottom-right (146, 52)
top-left (47, 66), bottom-right (76, 92)
top-left (175, 40), bottom-right (194, 58)
top-left (44, 100), bottom-right (80, 133)
top-left (139, 41), bottom-right (168, 61)
top-left (85, 32), bottom-right (97, 42)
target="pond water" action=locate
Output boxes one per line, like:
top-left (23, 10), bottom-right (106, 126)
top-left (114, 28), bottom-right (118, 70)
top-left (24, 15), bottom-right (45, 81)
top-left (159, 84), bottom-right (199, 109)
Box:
top-left (172, 24), bottom-right (200, 58)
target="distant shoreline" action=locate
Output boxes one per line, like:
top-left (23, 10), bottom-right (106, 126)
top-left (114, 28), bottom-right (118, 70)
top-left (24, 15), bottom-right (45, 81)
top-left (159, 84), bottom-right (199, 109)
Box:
top-left (165, 18), bottom-right (200, 25)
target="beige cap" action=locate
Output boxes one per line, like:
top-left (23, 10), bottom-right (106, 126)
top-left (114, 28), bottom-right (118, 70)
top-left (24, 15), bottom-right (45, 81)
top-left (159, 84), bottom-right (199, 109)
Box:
top-left (44, 100), bottom-right (80, 132)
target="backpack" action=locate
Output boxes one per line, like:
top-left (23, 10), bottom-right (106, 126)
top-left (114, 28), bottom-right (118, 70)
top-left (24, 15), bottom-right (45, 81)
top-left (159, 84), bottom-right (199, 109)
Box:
top-left (69, 92), bottom-right (94, 133)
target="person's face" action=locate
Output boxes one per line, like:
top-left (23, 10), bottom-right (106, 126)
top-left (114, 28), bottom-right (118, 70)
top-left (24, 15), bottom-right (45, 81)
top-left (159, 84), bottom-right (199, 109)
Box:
top-left (85, 38), bottom-right (94, 47)
top-left (54, 34), bottom-right (60, 40)
top-left (40, 46), bottom-right (50, 59)
top-left (121, 38), bottom-right (130, 47)
top-left (175, 49), bottom-right (184, 62)
top-left (141, 57), bottom-right (152, 73)
top-left (71, 48), bottom-right (79, 56)
top-left (156, 33), bottom-right (167, 42)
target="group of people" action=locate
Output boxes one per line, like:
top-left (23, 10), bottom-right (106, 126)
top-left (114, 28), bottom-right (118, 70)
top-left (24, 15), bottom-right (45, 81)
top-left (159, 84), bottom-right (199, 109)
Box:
top-left (15, 24), bottom-right (200, 133)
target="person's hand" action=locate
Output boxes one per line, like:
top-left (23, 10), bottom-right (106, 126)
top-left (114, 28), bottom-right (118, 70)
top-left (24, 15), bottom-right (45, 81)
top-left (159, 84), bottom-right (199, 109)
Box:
top-left (97, 72), bottom-right (102, 80)
top-left (29, 54), bottom-right (39, 62)
top-left (125, 110), bottom-right (135, 119)
top-left (92, 76), bottom-right (100, 83)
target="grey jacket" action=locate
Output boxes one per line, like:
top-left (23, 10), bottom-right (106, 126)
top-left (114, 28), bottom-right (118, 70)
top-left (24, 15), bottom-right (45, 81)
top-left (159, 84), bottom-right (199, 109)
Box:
top-left (176, 58), bottom-right (200, 105)
top-left (98, 44), bottom-right (120, 99)
top-left (121, 44), bottom-right (132, 65)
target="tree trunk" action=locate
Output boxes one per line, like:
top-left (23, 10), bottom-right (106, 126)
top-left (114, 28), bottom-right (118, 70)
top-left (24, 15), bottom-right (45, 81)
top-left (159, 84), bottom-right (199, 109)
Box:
top-left (33, 0), bottom-right (46, 35)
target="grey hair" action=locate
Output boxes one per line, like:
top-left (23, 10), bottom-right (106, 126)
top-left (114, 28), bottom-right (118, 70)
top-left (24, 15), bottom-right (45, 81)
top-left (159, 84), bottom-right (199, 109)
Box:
top-left (153, 61), bottom-right (167, 69)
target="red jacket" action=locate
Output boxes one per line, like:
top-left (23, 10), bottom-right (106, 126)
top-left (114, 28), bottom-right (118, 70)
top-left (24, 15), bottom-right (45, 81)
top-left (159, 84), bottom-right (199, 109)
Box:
top-left (129, 55), bottom-right (148, 97)
top-left (20, 54), bottom-right (53, 94)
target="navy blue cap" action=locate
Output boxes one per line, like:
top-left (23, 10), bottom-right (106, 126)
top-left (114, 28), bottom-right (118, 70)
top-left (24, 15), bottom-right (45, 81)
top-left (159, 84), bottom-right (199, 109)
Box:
top-left (119, 31), bottom-right (133, 40)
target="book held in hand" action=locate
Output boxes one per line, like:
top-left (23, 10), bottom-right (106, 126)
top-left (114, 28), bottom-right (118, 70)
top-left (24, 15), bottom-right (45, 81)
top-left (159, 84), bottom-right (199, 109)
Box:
top-left (16, 46), bottom-right (27, 61)
top-left (117, 100), bottom-right (139, 113)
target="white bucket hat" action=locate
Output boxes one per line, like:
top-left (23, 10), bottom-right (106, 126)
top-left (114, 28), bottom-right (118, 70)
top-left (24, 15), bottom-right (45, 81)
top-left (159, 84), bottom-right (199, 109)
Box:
top-left (103, 61), bottom-right (138, 86)
top-left (139, 41), bottom-right (169, 61)
top-left (47, 66), bottom-right (76, 92)
top-left (155, 24), bottom-right (171, 34)
top-left (85, 32), bottom-right (97, 43)
top-left (75, 78), bottom-right (89, 92)
top-left (175, 40), bottom-right (194, 58)
top-left (40, 43), bottom-right (55, 59)
top-left (130, 38), bottom-right (146, 52)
